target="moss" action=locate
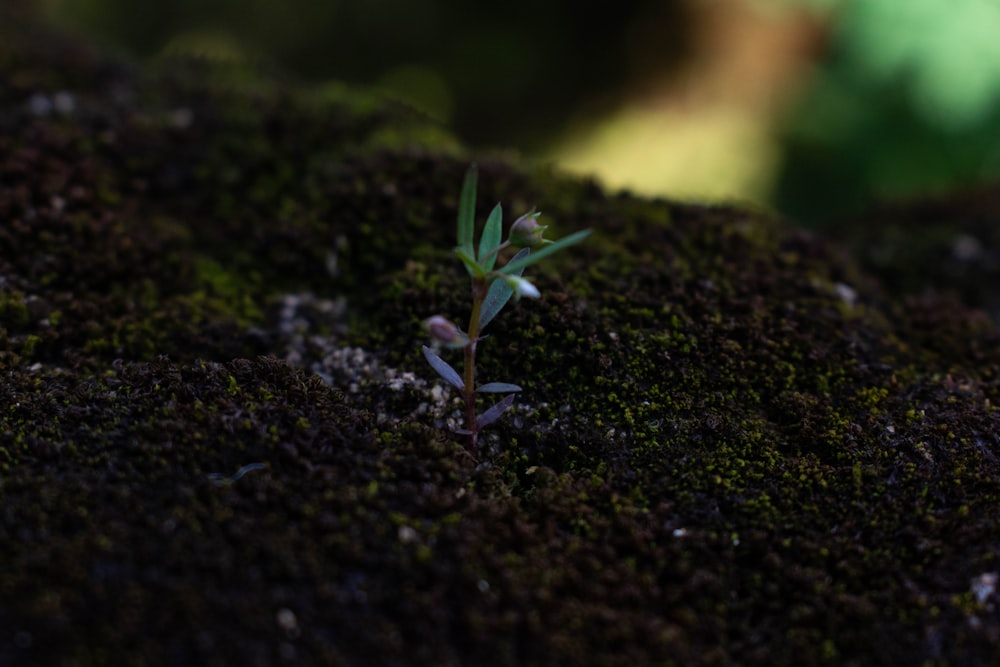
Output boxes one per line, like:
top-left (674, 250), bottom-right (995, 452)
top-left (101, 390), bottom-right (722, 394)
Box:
top-left (3, 19), bottom-right (1000, 667)
top-left (830, 185), bottom-right (1000, 320)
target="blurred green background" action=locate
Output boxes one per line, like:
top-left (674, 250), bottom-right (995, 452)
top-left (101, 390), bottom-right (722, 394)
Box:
top-left (28, 0), bottom-right (1000, 225)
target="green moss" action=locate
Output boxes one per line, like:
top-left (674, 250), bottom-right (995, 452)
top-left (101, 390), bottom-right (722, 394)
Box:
top-left (3, 19), bottom-right (1000, 667)
top-left (0, 290), bottom-right (30, 329)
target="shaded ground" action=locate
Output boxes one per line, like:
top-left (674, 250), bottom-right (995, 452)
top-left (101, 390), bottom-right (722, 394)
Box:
top-left (3, 19), bottom-right (1000, 667)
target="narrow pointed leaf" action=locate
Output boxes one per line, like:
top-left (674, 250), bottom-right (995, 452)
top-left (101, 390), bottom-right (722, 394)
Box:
top-left (421, 345), bottom-right (465, 391)
top-left (479, 248), bottom-right (529, 330)
top-left (476, 382), bottom-right (522, 393)
top-left (499, 228), bottom-right (592, 275)
top-left (478, 202), bottom-right (503, 271)
top-left (476, 393), bottom-right (516, 430)
top-left (454, 247), bottom-right (487, 278)
top-left (457, 165), bottom-right (477, 257)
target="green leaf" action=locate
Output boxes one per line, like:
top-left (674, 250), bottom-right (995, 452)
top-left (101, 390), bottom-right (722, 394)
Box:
top-left (457, 165), bottom-right (477, 258)
top-left (422, 346), bottom-right (465, 391)
top-left (478, 202), bottom-right (503, 271)
top-left (477, 382), bottom-right (522, 393)
top-left (476, 393), bottom-right (516, 429)
top-left (479, 248), bottom-right (528, 330)
top-left (454, 247), bottom-right (487, 278)
top-left (500, 229), bottom-right (591, 275)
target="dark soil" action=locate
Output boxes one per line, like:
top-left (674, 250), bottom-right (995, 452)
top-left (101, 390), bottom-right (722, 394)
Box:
top-left (3, 18), bottom-right (1000, 667)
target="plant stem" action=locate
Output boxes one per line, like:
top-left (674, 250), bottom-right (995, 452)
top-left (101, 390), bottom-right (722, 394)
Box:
top-left (478, 240), bottom-right (510, 265)
top-left (463, 279), bottom-right (487, 451)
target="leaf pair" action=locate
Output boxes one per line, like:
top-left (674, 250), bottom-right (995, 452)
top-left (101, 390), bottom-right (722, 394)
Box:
top-left (455, 166), bottom-right (504, 278)
top-left (421, 346), bottom-right (521, 394)
top-left (422, 344), bottom-right (520, 432)
top-left (455, 165), bottom-right (591, 280)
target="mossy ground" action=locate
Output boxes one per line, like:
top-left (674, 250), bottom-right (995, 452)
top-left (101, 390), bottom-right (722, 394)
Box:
top-left (3, 20), bottom-right (1000, 666)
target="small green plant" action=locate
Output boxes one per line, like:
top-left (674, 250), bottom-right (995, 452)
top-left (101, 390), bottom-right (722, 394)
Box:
top-left (422, 165), bottom-right (591, 452)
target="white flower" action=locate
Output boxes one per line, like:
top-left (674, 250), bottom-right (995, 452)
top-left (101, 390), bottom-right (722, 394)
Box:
top-left (504, 275), bottom-right (540, 300)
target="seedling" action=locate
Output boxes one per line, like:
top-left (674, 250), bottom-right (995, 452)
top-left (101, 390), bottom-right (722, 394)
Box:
top-left (422, 165), bottom-right (590, 452)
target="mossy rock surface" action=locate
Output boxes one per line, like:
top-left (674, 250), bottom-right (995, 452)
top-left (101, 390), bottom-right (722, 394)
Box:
top-left (3, 21), bottom-right (1000, 667)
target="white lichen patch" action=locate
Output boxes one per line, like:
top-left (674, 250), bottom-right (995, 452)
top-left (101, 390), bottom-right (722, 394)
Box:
top-left (275, 291), bottom-right (537, 433)
top-left (971, 572), bottom-right (997, 606)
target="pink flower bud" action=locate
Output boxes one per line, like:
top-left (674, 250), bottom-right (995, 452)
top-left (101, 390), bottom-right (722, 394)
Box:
top-left (423, 315), bottom-right (470, 347)
top-left (508, 212), bottom-right (548, 248)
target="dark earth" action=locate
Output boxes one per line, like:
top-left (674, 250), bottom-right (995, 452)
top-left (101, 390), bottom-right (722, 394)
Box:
top-left (3, 16), bottom-right (1000, 667)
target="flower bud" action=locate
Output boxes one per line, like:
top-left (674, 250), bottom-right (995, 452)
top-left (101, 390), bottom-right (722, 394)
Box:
top-left (423, 315), bottom-right (470, 347)
top-left (504, 275), bottom-right (540, 300)
top-left (508, 212), bottom-right (549, 248)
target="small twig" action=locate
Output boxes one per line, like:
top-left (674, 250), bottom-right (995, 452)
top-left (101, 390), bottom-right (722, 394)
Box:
top-left (207, 462), bottom-right (268, 486)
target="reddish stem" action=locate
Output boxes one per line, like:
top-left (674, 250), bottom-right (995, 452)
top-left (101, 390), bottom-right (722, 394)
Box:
top-left (463, 279), bottom-right (488, 451)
